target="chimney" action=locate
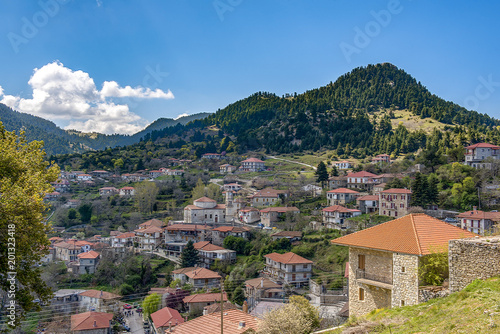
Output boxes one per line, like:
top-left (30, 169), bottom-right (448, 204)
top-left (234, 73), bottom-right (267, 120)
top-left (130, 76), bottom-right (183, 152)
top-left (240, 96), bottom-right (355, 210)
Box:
top-left (242, 300), bottom-right (248, 314)
top-left (260, 278), bottom-right (264, 288)
top-left (93, 321), bottom-right (97, 327)
top-left (169, 321), bottom-right (172, 332)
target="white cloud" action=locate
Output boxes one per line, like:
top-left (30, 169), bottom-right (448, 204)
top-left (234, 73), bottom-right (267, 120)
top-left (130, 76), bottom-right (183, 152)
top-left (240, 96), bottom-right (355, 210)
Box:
top-left (0, 61), bottom-right (174, 134)
top-left (174, 113), bottom-right (189, 120)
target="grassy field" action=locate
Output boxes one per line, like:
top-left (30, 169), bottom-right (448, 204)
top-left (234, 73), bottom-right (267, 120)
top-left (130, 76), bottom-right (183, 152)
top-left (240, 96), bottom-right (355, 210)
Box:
top-left (372, 109), bottom-right (451, 134)
top-left (326, 277), bottom-right (500, 334)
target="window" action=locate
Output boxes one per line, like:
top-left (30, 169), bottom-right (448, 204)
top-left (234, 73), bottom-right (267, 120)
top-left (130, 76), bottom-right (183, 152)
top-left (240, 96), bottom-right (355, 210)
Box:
top-left (358, 254), bottom-right (365, 270)
top-left (303, 264), bottom-right (308, 269)
top-left (401, 266), bottom-right (405, 273)
top-left (359, 288), bottom-right (365, 301)
top-left (401, 300), bottom-right (405, 306)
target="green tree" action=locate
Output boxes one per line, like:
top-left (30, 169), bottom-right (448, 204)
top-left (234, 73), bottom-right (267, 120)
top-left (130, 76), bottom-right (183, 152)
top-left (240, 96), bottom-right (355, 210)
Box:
top-left (419, 246), bottom-right (449, 286)
top-left (78, 203), bottom-right (93, 223)
top-left (68, 208), bottom-right (77, 220)
top-left (330, 165), bottom-right (339, 177)
top-left (0, 124), bottom-right (59, 327)
top-left (315, 161), bottom-right (329, 186)
top-left (191, 178), bottom-right (206, 202)
top-left (232, 286), bottom-right (245, 305)
top-left (135, 181), bottom-right (159, 214)
top-left (142, 293), bottom-right (161, 317)
top-left (289, 295), bottom-right (320, 329)
top-left (180, 240), bottom-right (199, 268)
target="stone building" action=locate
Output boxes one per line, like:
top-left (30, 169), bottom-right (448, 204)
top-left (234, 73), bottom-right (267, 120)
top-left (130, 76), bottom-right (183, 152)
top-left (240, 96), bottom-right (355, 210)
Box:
top-left (326, 188), bottom-right (360, 206)
top-left (249, 188), bottom-right (289, 207)
top-left (328, 176), bottom-right (348, 190)
top-left (356, 195), bottom-right (379, 214)
top-left (263, 252), bottom-right (313, 287)
top-left (260, 206), bottom-right (300, 227)
top-left (322, 205), bottom-right (361, 230)
top-left (211, 226), bottom-right (250, 246)
top-left (331, 213), bottom-right (476, 317)
top-left (379, 188), bottom-right (412, 218)
top-left (449, 236), bottom-right (500, 293)
top-left (346, 171), bottom-right (378, 190)
top-left (183, 196), bottom-right (226, 224)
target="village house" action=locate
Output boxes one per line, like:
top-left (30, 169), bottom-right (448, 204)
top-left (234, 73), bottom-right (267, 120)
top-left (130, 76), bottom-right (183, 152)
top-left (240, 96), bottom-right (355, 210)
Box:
top-left (51, 179), bottom-right (71, 192)
top-left (44, 191), bottom-right (61, 201)
top-left (77, 174), bottom-right (93, 181)
top-left (53, 240), bottom-right (87, 262)
top-left (71, 311), bottom-right (113, 334)
top-left (182, 293), bottom-right (228, 315)
top-left (90, 170), bottom-right (111, 178)
top-left (219, 164), bottom-right (237, 173)
top-left (457, 207), bottom-right (500, 235)
top-left (328, 176), bottom-right (348, 189)
top-left (170, 309), bottom-right (258, 334)
top-left (239, 157), bottom-right (266, 172)
top-left (184, 196), bottom-right (227, 224)
top-left (148, 287), bottom-right (190, 310)
top-left (110, 232), bottom-right (135, 248)
top-left (202, 153), bottom-right (222, 159)
top-left (52, 289), bottom-right (87, 315)
top-left (326, 188), bottom-right (360, 206)
top-left (238, 207), bottom-right (261, 224)
top-left (331, 213), bottom-right (476, 317)
top-left (245, 277), bottom-right (284, 310)
top-left (165, 224), bottom-right (212, 243)
top-left (379, 188), bottom-right (412, 218)
top-left (79, 290), bottom-right (121, 313)
top-left (249, 188), bottom-right (288, 207)
top-left (357, 195), bottom-right (379, 214)
top-left (151, 306), bottom-right (185, 333)
top-left (332, 160), bottom-right (353, 170)
top-left (211, 226), bottom-right (251, 246)
top-left (464, 142), bottom-right (500, 168)
top-left (74, 250), bottom-right (100, 275)
top-left (373, 183), bottom-right (386, 194)
top-left (171, 267), bottom-right (221, 290)
top-left (271, 231), bottom-right (302, 242)
top-left (347, 171), bottom-right (378, 190)
top-left (222, 182), bottom-right (242, 192)
top-left (66, 199), bottom-right (80, 208)
top-left (193, 241), bottom-right (237, 268)
top-left (149, 170), bottom-right (163, 178)
top-left (263, 252), bottom-right (313, 287)
top-left (322, 205), bottom-right (361, 230)
top-left (99, 187), bottom-right (119, 196)
top-left (119, 186), bottom-right (135, 196)
top-left (371, 154), bottom-right (391, 164)
top-left (260, 206), bottom-right (300, 227)
top-left (134, 225), bottom-right (164, 250)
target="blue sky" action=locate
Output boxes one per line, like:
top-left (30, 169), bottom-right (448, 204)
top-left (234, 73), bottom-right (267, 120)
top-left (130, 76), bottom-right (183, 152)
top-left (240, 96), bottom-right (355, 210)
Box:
top-left (0, 0), bottom-right (499, 134)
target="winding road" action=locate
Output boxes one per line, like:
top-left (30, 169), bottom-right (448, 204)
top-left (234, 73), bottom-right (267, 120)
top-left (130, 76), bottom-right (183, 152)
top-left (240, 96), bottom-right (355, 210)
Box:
top-left (266, 155), bottom-right (317, 170)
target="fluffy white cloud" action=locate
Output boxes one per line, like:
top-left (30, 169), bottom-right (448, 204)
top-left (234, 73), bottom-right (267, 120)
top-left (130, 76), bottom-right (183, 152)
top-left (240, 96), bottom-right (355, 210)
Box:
top-left (0, 61), bottom-right (174, 134)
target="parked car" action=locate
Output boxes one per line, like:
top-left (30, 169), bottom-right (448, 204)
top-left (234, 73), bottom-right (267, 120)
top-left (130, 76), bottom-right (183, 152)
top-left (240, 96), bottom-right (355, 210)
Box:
top-left (123, 304), bottom-right (132, 309)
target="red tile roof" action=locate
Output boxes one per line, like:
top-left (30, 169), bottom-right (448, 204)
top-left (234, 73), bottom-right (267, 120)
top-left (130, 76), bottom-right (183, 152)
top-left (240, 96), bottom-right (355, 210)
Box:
top-left (331, 213), bottom-right (477, 255)
top-left (194, 196), bottom-right (217, 203)
top-left (347, 171), bottom-right (378, 178)
top-left (77, 250), bottom-right (100, 259)
top-left (260, 206), bottom-right (300, 213)
top-left (465, 143), bottom-right (500, 150)
top-left (264, 252), bottom-right (313, 264)
top-left (184, 268), bottom-right (221, 280)
top-left (245, 277), bottom-right (282, 289)
top-left (326, 188), bottom-right (359, 194)
top-left (457, 210), bottom-right (500, 220)
top-left (71, 311), bottom-right (113, 331)
top-left (172, 309), bottom-right (258, 334)
top-left (322, 205), bottom-right (360, 213)
top-left (134, 226), bottom-right (164, 234)
top-left (139, 218), bottom-right (165, 228)
top-left (151, 307), bottom-right (185, 329)
top-left (115, 232), bottom-right (135, 239)
top-left (193, 241), bottom-right (226, 251)
top-left (380, 188), bottom-right (412, 194)
top-left (183, 293), bottom-right (227, 304)
top-left (357, 195), bottom-right (379, 201)
top-left (212, 226), bottom-right (250, 232)
top-left (79, 290), bottom-right (121, 300)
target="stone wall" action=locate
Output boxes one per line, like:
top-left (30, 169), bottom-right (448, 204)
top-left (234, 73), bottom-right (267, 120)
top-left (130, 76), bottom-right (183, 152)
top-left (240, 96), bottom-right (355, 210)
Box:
top-left (449, 236), bottom-right (500, 292)
top-left (392, 253), bottom-right (419, 307)
top-left (348, 247), bottom-right (393, 317)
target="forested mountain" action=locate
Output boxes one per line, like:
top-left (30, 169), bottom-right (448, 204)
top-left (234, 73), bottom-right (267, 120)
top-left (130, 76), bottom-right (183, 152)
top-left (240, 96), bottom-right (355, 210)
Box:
top-left (0, 103), bottom-right (210, 155)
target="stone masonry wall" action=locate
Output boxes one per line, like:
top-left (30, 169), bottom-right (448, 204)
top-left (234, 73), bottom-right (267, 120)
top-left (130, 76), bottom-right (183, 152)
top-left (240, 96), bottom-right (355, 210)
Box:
top-left (392, 253), bottom-right (419, 307)
top-left (348, 247), bottom-right (393, 317)
top-left (449, 237), bottom-right (500, 292)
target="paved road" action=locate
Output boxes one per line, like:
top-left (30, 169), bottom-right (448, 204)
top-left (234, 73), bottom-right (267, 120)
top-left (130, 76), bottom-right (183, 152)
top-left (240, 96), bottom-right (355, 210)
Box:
top-left (266, 155), bottom-right (317, 170)
top-left (126, 309), bottom-right (145, 334)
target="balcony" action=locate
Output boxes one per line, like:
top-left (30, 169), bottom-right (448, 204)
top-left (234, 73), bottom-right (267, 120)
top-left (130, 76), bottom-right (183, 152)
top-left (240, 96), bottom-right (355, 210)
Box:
top-left (356, 269), bottom-right (393, 290)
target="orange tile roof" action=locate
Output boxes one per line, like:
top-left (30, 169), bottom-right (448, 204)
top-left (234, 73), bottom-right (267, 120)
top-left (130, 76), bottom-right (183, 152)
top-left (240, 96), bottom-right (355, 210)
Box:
top-left (193, 241), bottom-right (226, 251)
top-left (331, 213), bottom-right (478, 255)
top-left (322, 205), bottom-right (360, 213)
top-left (380, 188), bottom-right (412, 194)
top-left (134, 226), bottom-right (164, 234)
top-left (53, 241), bottom-right (81, 250)
top-left (212, 226), bottom-right (251, 232)
top-left (264, 252), bottom-right (313, 264)
top-left (139, 218), bottom-right (165, 228)
top-left (115, 232), bottom-right (135, 239)
top-left (71, 311), bottom-right (113, 331)
top-left (184, 268), bottom-right (221, 280)
top-left (347, 171), bottom-right (378, 178)
top-left (79, 290), bottom-right (121, 300)
top-left (260, 206), bottom-right (299, 213)
top-left (151, 307), bottom-right (185, 328)
top-left (457, 210), bottom-right (500, 220)
top-left (77, 250), bottom-right (100, 259)
top-left (326, 188), bottom-right (359, 194)
top-left (172, 309), bottom-right (258, 334)
top-left (245, 277), bottom-right (282, 289)
top-left (465, 142), bottom-right (500, 149)
top-left (204, 301), bottom-right (239, 314)
top-left (183, 293), bottom-right (227, 304)
top-left (356, 195), bottom-right (379, 201)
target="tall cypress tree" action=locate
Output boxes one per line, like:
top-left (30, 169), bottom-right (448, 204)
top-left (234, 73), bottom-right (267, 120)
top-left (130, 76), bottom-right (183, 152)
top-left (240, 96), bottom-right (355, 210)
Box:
top-left (315, 161), bottom-right (329, 187)
top-left (180, 240), bottom-right (199, 268)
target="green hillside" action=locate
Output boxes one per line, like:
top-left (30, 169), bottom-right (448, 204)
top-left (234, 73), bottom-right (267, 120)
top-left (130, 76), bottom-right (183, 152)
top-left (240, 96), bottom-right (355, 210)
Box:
top-left (328, 277), bottom-right (500, 334)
